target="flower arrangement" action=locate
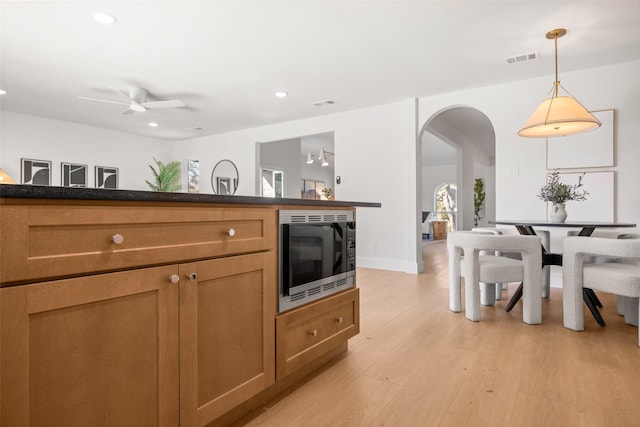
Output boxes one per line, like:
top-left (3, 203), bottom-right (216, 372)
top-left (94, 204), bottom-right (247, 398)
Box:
top-left (537, 171), bottom-right (588, 205)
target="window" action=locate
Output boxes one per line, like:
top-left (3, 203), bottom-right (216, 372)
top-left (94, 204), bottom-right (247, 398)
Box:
top-left (262, 169), bottom-right (284, 197)
top-left (434, 183), bottom-right (457, 231)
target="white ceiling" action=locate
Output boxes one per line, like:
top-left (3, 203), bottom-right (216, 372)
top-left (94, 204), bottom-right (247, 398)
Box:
top-left (2, 1), bottom-right (639, 141)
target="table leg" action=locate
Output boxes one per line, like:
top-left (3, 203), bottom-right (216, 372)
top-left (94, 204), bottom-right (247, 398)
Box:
top-left (583, 288), bottom-right (606, 327)
top-left (506, 225), bottom-right (604, 324)
top-left (505, 283), bottom-right (523, 312)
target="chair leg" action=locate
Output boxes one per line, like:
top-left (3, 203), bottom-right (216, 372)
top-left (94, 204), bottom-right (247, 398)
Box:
top-left (542, 265), bottom-right (551, 299)
top-left (480, 282), bottom-right (496, 306)
top-left (583, 288), bottom-right (606, 327)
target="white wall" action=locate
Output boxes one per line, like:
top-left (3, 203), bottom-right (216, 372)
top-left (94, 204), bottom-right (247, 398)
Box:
top-left (0, 111), bottom-right (173, 190)
top-left (172, 101), bottom-right (415, 272)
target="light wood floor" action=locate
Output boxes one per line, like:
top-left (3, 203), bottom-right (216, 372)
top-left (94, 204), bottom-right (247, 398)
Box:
top-left (239, 240), bottom-right (640, 426)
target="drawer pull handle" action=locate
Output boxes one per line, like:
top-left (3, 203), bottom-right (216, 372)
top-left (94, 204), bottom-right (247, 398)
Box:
top-left (111, 234), bottom-right (125, 245)
top-left (187, 272), bottom-right (197, 281)
top-left (309, 330), bottom-right (318, 337)
top-left (335, 317), bottom-right (344, 324)
top-left (227, 228), bottom-right (236, 237)
top-left (169, 274), bottom-right (180, 284)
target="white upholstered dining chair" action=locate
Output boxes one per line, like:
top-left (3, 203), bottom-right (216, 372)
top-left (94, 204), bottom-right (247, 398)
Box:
top-left (562, 236), bottom-right (640, 345)
top-left (447, 231), bottom-right (542, 324)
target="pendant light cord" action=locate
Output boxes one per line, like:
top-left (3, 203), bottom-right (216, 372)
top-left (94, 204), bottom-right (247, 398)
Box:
top-left (554, 33), bottom-right (559, 97)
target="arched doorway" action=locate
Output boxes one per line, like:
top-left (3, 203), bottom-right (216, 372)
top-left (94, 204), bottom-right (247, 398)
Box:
top-left (417, 106), bottom-right (496, 259)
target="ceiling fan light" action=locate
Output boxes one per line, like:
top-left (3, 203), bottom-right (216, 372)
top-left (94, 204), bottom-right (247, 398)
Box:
top-left (130, 103), bottom-right (146, 112)
top-left (518, 94), bottom-right (601, 138)
top-left (306, 152), bottom-right (313, 164)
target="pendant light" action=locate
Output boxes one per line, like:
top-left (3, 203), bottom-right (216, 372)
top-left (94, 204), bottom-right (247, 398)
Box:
top-left (306, 152), bottom-right (313, 164)
top-left (518, 28), bottom-right (601, 138)
top-left (319, 147), bottom-right (328, 166)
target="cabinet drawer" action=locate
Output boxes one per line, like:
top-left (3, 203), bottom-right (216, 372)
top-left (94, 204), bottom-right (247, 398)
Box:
top-left (0, 204), bottom-right (276, 283)
top-left (275, 288), bottom-right (359, 380)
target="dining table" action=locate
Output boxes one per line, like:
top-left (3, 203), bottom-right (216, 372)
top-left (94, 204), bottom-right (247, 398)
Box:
top-left (490, 220), bottom-right (637, 325)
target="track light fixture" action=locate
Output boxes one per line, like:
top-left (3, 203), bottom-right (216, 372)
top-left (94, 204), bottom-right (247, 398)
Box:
top-left (305, 147), bottom-right (334, 167)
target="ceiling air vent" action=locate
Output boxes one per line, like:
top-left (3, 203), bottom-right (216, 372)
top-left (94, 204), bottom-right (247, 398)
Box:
top-left (313, 99), bottom-right (335, 107)
top-left (506, 52), bottom-right (538, 64)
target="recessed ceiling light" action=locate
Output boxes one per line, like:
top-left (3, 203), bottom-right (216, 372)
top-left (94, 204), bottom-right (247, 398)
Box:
top-left (93, 12), bottom-right (117, 24)
top-left (275, 91), bottom-right (288, 98)
top-left (148, 122), bottom-right (158, 127)
top-left (0, 90), bottom-right (6, 95)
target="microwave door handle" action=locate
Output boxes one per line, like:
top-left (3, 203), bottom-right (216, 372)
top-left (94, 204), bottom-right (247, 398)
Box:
top-left (282, 224), bottom-right (291, 296)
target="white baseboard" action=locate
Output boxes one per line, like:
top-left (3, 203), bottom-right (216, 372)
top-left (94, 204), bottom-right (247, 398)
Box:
top-left (357, 256), bottom-right (422, 274)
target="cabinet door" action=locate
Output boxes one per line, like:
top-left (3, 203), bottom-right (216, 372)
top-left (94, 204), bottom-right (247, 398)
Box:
top-left (0, 266), bottom-right (180, 427)
top-left (179, 251), bottom-right (276, 426)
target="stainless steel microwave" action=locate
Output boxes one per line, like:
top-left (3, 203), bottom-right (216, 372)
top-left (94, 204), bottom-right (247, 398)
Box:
top-left (278, 210), bottom-right (356, 313)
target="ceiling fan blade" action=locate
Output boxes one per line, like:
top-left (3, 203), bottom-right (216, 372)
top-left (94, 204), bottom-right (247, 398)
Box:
top-left (77, 96), bottom-right (130, 106)
top-left (142, 100), bottom-right (186, 109)
top-left (108, 86), bottom-right (134, 100)
top-left (121, 108), bottom-right (136, 115)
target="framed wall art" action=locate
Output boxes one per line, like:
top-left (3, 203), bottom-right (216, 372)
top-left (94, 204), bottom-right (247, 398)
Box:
top-left (95, 166), bottom-right (119, 189)
top-left (546, 171), bottom-right (614, 222)
top-left (61, 162), bottom-right (88, 187)
top-left (546, 109), bottom-right (615, 169)
top-left (21, 158), bottom-right (51, 185)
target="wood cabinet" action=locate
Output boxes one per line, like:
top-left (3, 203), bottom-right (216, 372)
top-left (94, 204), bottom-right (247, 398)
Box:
top-left (276, 288), bottom-right (359, 380)
top-left (1, 265), bottom-right (180, 426)
top-left (0, 203), bottom-right (274, 284)
top-left (178, 252), bottom-right (275, 426)
top-left (0, 199), bottom-right (359, 425)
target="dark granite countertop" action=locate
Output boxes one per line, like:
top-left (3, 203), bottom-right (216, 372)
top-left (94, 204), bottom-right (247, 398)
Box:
top-left (0, 184), bottom-right (381, 208)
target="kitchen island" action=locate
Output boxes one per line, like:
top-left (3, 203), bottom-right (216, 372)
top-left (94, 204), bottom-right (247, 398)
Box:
top-left (0, 184), bottom-right (380, 426)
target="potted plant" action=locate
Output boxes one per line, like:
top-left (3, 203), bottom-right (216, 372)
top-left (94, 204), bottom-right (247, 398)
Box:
top-left (145, 157), bottom-right (182, 192)
top-left (537, 171), bottom-right (587, 222)
top-left (473, 178), bottom-right (485, 227)
top-left (321, 187), bottom-right (334, 200)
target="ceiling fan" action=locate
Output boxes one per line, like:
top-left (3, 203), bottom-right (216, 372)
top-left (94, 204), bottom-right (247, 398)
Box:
top-left (77, 87), bottom-right (186, 115)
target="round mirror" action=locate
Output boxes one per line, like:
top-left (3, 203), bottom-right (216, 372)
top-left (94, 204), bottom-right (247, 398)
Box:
top-left (211, 159), bottom-right (239, 195)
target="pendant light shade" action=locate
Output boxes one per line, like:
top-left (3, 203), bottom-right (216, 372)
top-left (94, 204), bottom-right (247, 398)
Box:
top-left (306, 152), bottom-right (313, 164)
top-left (319, 147), bottom-right (326, 165)
top-left (518, 28), bottom-right (601, 138)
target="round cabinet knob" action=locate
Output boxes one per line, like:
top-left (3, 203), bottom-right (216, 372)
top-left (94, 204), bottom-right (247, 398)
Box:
top-left (309, 330), bottom-right (318, 337)
top-left (169, 274), bottom-right (180, 284)
top-left (335, 316), bottom-right (344, 324)
top-left (111, 234), bottom-right (124, 245)
top-left (227, 228), bottom-right (236, 237)
top-left (187, 272), bottom-right (197, 281)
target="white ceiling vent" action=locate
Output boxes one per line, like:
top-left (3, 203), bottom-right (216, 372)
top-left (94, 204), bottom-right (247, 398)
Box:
top-left (313, 99), bottom-right (335, 107)
top-left (506, 52), bottom-right (538, 64)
